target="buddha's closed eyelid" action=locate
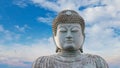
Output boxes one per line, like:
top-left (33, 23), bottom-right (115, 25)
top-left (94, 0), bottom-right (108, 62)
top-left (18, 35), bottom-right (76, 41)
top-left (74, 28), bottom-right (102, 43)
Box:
top-left (59, 27), bottom-right (67, 32)
top-left (71, 27), bottom-right (79, 32)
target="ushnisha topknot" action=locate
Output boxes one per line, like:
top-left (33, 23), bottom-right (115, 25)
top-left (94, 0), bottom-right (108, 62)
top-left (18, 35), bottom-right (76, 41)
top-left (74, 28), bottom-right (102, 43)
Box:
top-left (52, 10), bottom-right (85, 36)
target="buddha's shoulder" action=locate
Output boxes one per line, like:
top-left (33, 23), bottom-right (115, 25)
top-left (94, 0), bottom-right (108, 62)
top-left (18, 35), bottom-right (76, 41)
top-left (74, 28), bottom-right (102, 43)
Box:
top-left (34, 56), bottom-right (51, 62)
top-left (82, 53), bottom-right (106, 61)
top-left (82, 53), bottom-right (108, 67)
top-left (32, 56), bottom-right (52, 68)
top-left (34, 54), bottom-right (105, 61)
top-left (33, 55), bottom-right (56, 63)
top-left (34, 54), bottom-right (106, 62)
top-left (81, 53), bottom-right (102, 58)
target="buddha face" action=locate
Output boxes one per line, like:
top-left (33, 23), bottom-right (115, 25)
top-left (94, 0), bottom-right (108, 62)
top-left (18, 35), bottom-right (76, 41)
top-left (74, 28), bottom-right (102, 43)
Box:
top-left (54, 23), bottom-right (84, 51)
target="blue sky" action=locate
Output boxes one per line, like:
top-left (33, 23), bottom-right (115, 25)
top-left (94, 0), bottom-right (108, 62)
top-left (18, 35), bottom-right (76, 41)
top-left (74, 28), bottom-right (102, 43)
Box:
top-left (0, 0), bottom-right (120, 68)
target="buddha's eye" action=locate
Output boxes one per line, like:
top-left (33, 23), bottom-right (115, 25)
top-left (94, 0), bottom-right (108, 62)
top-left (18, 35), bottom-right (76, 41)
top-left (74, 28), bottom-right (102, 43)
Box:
top-left (59, 28), bottom-right (67, 32)
top-left (71, 27), bottom-right (79, 32)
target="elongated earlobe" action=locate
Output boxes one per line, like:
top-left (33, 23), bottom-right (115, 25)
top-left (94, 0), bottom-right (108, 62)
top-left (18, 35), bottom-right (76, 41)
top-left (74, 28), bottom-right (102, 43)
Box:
top-left (53, 35), bottom-right (60, 53)
top-left (80, 34), bottom-right (85, 53)
top-left (56, 47), bottom-right (61, 53)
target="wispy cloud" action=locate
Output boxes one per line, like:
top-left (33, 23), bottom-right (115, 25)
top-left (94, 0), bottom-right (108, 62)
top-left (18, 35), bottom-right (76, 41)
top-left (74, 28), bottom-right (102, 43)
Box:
top-left (31, 0), bottom-right (120, 26)
top-left (0, 25), bottom-right (21, 43)
top-left (13, 0), bottom-right (28, 8)
top-left (37, 17), bottom-right (53, 25)
top-left (0, 37), bottom-right (55, 67)
top-left (14, 24), bottom-right (30, 32)
top-left (31, 0), bottom-right (109, 12)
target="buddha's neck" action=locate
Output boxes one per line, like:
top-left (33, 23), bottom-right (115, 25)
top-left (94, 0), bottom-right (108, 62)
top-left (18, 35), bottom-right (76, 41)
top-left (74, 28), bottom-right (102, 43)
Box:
top-left (57, 50), bottom-right (81, 57)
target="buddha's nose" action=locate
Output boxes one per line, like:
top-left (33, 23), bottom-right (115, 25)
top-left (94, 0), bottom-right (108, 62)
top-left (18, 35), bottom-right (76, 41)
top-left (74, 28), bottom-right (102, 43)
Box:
top-left (66, 31), bottom-right (72, 39)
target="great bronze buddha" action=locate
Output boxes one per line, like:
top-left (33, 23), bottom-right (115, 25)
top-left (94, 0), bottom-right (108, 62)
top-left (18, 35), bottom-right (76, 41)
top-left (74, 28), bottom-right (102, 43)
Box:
top-left (32, 10), bottom-right (109, 68)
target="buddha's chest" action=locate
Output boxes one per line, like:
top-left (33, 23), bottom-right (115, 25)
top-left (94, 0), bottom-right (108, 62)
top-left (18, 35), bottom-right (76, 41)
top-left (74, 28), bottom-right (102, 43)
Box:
top-left (46, 59), bottom-right (96, 68)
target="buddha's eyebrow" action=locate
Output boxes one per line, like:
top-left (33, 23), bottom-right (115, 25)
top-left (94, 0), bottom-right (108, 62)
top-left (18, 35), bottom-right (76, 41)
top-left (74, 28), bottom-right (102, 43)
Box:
top-left (58, 26), bottom-right (66, 28)
top-left (71, 26), bottom-right (80, 29)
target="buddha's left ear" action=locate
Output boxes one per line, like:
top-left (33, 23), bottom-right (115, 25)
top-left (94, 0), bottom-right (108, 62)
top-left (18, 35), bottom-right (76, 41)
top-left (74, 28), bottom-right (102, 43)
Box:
top-left (83, 33), bottom-right (85, 42)
top-left (80, 33), bottom-right (85, 53)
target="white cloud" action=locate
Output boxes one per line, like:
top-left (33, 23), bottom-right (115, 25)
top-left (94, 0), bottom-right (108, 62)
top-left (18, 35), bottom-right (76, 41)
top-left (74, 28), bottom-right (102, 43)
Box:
top-left (31, 0), bottom-right (105, 12)
top-left (15, 24), bottom-right (30, 32)
top-left (31, 0), bottom-right (59, 12)
top-left (31, 0), bottom-right (120, 23)
top-left (0, 25), bottom-right (21, 43)
top-left (37, 17), bottom-right (53, 25)
top-left (0, 37), bottom-right (55, 66)
top-left (13, 0), bottom-right (28, 8)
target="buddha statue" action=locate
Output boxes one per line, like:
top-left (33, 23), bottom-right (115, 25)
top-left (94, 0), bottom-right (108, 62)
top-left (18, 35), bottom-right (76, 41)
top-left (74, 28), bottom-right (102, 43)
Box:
top-left (32, 10), bottom-right (109, 68)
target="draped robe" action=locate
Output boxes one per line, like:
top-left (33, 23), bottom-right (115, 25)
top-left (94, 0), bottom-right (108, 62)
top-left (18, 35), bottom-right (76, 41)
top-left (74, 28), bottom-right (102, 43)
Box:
top-left (32, 54), bottom-right (108, 68)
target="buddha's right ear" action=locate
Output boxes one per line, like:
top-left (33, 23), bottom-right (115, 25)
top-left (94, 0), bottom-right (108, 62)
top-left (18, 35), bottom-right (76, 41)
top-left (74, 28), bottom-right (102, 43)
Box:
top-left (53, 35), bottom-right (56, 44)
top-left (56, 47), bottom-right (61, 53)
top-left (53, 35), bottom-right (58, 53)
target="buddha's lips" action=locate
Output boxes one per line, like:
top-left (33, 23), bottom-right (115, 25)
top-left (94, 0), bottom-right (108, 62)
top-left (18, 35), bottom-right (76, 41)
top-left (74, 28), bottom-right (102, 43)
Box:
top-left (65, 40), bottom-right (73, 43)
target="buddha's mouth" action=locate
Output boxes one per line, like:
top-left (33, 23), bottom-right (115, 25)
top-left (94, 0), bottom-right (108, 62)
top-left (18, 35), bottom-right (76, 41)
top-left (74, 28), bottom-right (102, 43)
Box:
top-left (66, 40), bottom-right (73, 43)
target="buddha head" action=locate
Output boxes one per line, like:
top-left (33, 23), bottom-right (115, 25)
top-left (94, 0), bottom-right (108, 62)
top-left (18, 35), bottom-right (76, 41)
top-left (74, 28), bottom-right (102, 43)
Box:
top-left (52, 10), bottom-right (85, 53)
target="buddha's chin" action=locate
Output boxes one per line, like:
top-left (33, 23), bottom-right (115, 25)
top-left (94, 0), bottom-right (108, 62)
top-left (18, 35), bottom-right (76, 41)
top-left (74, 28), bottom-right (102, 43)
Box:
top-left (63, 44), bottom-right (75, 51)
